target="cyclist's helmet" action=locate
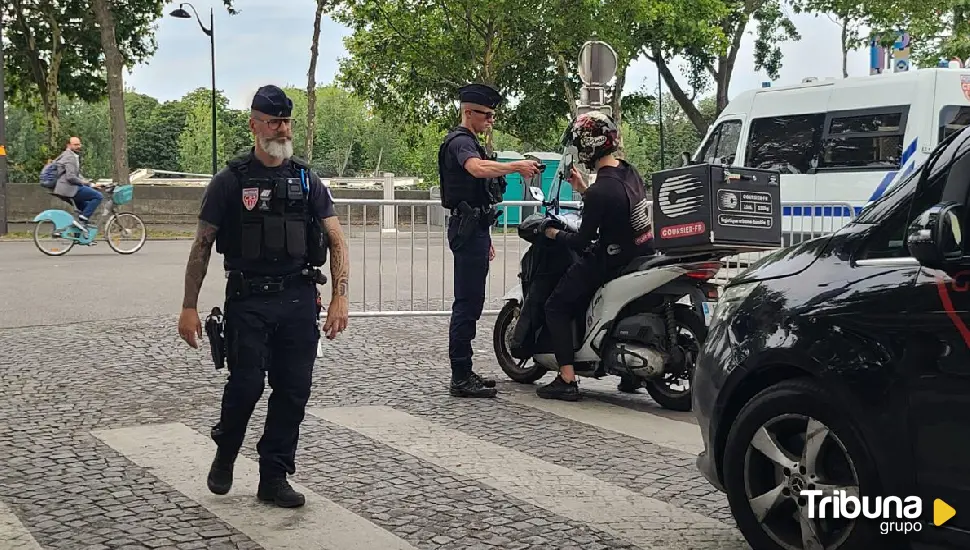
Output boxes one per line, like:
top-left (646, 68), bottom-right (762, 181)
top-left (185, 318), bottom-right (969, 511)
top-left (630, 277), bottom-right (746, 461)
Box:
top-left (563, 111), bottom-right (619, 169)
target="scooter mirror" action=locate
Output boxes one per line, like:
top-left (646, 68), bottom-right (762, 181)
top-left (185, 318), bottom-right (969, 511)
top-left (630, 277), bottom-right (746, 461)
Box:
top-left (528, 186), bottom-right (545, 202)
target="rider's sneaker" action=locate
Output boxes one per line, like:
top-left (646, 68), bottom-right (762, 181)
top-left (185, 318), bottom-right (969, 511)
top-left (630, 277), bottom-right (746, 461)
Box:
top-left (450, 374), bottom-right (498, 398)
top-left (617, 375), bottom-right (641, 393)
top-left (537, 374), bottom-right (581, 401)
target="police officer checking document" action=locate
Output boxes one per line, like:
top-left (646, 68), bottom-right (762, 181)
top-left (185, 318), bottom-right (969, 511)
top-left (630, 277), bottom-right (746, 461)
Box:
top-left (439, 83), bottom-right (540, 398)
top-left (177, 85), bottom-right (350, 508)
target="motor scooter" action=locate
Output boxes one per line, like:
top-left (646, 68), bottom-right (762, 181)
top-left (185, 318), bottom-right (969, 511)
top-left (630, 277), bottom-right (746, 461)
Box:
top-left (492, 152), bottom-right (727, 411)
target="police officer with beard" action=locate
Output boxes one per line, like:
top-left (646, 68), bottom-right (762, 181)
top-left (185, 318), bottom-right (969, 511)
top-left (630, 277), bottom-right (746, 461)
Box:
top-left (177, 85), bottom-right (350, 508)
top-left (438, 83), bottom-right (540, 398)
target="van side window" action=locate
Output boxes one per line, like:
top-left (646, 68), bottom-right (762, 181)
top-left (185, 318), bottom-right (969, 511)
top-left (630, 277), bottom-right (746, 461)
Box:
top-left (744, 114), bottom-right (823, 174)
top-left (696, 120), bottom-right (742, 165)
top-left (857, 165), bottom-right (950, 259)
top-left (819, 106), bottom-right (908, 170)
top-left (940, 106), bottom-right (970, 141)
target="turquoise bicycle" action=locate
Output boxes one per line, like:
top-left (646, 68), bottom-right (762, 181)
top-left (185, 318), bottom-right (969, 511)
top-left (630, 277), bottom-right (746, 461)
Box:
top-left (32, 183), bottom-right (147, 256)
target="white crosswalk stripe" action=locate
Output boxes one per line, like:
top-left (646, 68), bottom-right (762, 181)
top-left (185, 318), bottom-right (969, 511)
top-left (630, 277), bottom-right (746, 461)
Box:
top-left (308, 405), bottom-right (747, 550)
top-left (91, 422), bottom-right (419, 550)
top-left (499, 391), bottom-right (705, 455)
top-left (0, 500), bottom-right (43, 550)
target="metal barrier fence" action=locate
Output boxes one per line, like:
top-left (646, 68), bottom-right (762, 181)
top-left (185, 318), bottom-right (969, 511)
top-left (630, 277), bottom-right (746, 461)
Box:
top-left (328, 199), bottom-right (857, 317)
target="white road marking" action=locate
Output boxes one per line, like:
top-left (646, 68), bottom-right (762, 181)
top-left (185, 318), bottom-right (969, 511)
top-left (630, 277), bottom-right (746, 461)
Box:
top-left (91, 422), bottom-right (418, 550)
top-left (500, 391), bottom-right (704, 455)
top-left (0, 500), bottom-right (43, 550)
top-left (309, 405), bottom-right (746, 550)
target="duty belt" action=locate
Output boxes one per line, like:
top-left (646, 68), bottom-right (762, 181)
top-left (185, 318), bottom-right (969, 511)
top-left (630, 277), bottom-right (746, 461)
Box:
top-left (226, 268), bottom-right (322, 298)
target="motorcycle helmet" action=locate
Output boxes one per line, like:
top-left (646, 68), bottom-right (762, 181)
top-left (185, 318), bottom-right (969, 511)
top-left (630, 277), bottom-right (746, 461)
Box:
top-left (563, 111), bottom-right (619, 170)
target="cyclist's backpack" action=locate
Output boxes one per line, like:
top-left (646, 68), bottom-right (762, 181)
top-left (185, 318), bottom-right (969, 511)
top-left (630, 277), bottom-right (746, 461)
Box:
top-left (39, 161), bottom-right (60, 189)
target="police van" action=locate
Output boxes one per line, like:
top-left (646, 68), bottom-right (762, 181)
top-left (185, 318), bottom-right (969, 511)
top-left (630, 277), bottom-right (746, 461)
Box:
top-left (692, 68), bottom-right (970, 240)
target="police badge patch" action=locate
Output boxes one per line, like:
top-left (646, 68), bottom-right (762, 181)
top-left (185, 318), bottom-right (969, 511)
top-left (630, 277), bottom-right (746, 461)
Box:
top-left (242, 187), bottom-right (258, 210)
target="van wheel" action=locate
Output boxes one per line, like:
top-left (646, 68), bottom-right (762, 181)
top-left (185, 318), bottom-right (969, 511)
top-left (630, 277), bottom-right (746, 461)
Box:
top-left (493, 301), bottom-right (547, 384)
top-left (722, 379), bottom-right (896, 550)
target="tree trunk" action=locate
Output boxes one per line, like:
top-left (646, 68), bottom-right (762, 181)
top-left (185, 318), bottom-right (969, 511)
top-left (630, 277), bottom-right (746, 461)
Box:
top-left (13, 1), bottom-right (64, 154)
top-left (841, 19), bottom-right (849, 78)
top-left (557, 54), bottom-right (578, 119)
top-left (652, 52), bottom-right (709, 135)
top-left (91, 0), bottom-right (130, 184)
top-left (305, 0), bottom-right (325, 162)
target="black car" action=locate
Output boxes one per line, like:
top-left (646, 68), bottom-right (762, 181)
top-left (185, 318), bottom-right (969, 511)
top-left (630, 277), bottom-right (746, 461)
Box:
top-left (693, 126), bottom-right (970, 550)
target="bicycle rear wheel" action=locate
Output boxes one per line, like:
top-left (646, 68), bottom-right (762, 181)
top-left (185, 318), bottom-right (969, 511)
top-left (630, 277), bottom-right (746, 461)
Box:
top-left (33, 220), bottom-right (76, 256)
top-left (105, 213), bottom-right (147, 254)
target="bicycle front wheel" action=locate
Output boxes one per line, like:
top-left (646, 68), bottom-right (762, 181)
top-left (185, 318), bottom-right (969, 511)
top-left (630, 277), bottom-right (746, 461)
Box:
top-left (105, 213), bottom-right (147, 254)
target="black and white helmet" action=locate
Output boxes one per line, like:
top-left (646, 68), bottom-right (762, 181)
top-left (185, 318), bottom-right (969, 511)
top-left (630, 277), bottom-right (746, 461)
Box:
top-left (563, 111), bottom-right (619, 169)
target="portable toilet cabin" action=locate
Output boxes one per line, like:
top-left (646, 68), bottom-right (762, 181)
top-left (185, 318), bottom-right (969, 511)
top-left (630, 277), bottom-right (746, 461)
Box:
top-left (496, 151), bottom-right (574, 225)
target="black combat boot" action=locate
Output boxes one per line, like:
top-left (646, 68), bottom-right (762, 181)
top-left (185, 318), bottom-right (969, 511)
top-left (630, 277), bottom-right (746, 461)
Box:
top-left (469, 371), bottom-right (496, 388)
top-left (536, 374), bottom-right (581, 401)
top-left (257, 477), bottom-right (306, 508)
top-left (450, 373), bottom-right (498, 398)
top-left (207, 449), bottom-right (236, 495)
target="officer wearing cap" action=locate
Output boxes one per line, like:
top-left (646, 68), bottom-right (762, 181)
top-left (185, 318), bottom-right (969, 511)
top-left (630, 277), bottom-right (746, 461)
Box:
top-left (438, 83), bottom-right (540, 398)
top-left (177, 84), bottom-right (350, 507)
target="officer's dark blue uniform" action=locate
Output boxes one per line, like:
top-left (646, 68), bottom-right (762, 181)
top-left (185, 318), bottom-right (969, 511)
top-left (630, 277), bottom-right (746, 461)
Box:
top-left (198, 85), bottom-right (336, 507)
top-left (438, 83), bottom-right (507, 398)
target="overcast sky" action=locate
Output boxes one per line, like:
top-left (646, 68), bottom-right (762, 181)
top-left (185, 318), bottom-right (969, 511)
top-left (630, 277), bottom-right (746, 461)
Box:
top-left (127, 0), bottom-right (878, 113)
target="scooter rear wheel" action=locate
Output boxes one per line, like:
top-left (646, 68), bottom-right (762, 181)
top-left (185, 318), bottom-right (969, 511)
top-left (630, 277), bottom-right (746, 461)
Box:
top-left (644, 304), bottom-right (706, 412)
top-left (493, 301), bottom-right (548, 384)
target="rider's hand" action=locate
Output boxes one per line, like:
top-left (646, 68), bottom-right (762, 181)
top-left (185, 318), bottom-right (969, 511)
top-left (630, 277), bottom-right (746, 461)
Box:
top-left (513, 160), bottom-right (540, 179)
top-left (323, 296), bottom-right (349, 340)
top-left (489, 242), bottom-right (495, 261)
top-left (178, 308), bottom-right (203, 348)
top-left (567, 166), bottom-right (588, 194)
top-left (544, 227), bottom-right (559, 239)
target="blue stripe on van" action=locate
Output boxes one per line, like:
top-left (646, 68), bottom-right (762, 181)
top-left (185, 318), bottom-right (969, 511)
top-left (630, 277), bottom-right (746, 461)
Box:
top-left (867, 137), bottom-right (918, 202)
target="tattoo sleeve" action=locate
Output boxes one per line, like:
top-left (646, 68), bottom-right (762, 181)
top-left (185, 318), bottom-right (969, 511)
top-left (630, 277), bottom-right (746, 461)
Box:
top-left (323, 217), bottom-right (349, 299)
top-left (182, 220), bottom-right (219, 309)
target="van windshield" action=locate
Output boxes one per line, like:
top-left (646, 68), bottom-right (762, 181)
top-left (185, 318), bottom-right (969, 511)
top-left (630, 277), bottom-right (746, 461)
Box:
top-left (853, 167), bottom-right (919, 224)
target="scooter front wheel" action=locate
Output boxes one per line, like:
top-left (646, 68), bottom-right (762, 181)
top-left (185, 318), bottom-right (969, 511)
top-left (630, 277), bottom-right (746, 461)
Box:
top-left (493, 301), bottom-right (548, 384)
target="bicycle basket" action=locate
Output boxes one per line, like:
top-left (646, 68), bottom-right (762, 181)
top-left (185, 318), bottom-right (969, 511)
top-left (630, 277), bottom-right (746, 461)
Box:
top-left (112, 184), bottom-right (134, 205)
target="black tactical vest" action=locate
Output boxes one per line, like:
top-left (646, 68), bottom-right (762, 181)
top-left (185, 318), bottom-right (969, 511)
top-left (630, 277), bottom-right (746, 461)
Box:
top-left (215, 151), bottom-right (328, 274)
top-left (438, 127), bottom-right (495, 210)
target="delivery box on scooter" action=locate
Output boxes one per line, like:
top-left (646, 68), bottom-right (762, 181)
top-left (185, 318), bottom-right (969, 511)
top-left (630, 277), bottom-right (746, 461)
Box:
top-left (649, 163), bottom-right (782, 254)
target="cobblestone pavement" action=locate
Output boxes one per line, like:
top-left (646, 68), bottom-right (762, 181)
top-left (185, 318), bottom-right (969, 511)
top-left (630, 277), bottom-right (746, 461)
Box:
top-left (0, 313), bottom-right (751, 550)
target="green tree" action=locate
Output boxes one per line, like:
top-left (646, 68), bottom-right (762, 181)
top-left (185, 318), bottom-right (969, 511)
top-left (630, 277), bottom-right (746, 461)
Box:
top-left (648, 0), bottom-right (800, 134)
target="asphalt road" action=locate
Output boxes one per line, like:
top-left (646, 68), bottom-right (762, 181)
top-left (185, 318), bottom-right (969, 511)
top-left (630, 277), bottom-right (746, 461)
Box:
top-left (0, 232), bottom-right (527, 329)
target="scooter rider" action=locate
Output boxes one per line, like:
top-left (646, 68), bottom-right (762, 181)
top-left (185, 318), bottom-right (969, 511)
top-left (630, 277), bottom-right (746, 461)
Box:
top-left (536, 111), bottom-right (654, 401)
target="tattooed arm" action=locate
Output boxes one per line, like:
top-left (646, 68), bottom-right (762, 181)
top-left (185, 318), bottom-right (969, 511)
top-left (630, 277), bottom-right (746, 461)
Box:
top-left (182, 220), bottom-right (219, 309)
top-left (321, 216), bottom-right (349, 338)
top-left (178, 220), bottom-right (219, 348)
top-left (324, 217), bottom-right (349, 300)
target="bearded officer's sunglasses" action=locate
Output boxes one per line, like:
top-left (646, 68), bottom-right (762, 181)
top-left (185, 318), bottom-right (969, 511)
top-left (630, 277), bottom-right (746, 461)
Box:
top-left (253, 116), bottom-right (293, 130)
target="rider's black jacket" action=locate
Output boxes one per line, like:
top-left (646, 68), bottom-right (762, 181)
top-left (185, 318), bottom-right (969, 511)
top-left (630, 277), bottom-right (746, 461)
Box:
top-left (554, 160), bottom-right (653, 267)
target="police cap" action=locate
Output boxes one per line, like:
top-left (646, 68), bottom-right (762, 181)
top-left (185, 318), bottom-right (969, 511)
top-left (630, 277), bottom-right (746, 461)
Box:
top-left (251, 85), bottom-right (293, 117)
top-left (458, 83), bottom-right (502, 109)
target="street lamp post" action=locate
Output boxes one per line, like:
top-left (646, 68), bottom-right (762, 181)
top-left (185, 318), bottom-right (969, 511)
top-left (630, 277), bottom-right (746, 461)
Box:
top-left (0, 8), bottom-right (8, 236)
top-left (170, 3), bottom-right (217, 176)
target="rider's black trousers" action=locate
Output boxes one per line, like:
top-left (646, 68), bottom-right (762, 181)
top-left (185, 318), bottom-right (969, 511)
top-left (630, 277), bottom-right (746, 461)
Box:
top-left (544, 255), bottom-right (621, 367)
top-left (210, 278), bottom-right (319, 479)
